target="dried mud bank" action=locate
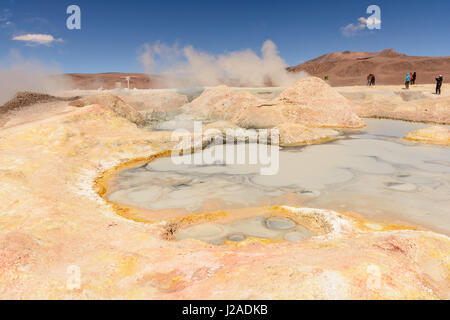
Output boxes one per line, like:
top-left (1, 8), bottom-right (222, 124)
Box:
top-left (1, 101), bottom-right (449, 299)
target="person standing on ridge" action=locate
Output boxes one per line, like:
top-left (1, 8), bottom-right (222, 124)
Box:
top-left (367, 74), bottom-right (372, 86)
top-left (412, 72), bottom-right (417, 85)
top-left (405, 73), bottom-right (411, 89)
top-left (371, 74), bottom-right (376, 86)
top-left (435, 75), bottom-right (443, 95)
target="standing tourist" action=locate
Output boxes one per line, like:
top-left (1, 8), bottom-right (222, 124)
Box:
top-left (405, 73), bottom-right (411, 89)
top-left (435, 75), bottom-right (443, 95)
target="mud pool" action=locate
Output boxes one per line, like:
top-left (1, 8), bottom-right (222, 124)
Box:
top-left (175, 216), bottom-right (315, 245)
top-left (107, 119), bottom-right (450, 236)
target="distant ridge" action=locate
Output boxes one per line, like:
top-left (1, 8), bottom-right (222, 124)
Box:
top-left (288, 49), bottom-right (450, 86)
top-left (57, 50), bottom-right (450, 89)
top-left (60, 73), bottom-right (152, 90)
top-left (56, 73), bottom-right (190, 90)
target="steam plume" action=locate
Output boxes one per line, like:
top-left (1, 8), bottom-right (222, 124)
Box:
top-left (138, 40), bottom-right (308, 88)
top-left (0, 50), bottom-right (73, 105)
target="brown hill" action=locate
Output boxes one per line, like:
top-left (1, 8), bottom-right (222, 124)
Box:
top-left (56, 73), bottom-right (188, 90)
top-left (57, 73), bottom-right (155, 90)
top-left (288, 49), bottom-right (450, 86)
top-left (58, 50), bottom-right (450, 89)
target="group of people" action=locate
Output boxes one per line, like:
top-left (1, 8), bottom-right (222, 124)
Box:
top-left (365, 71), bottom-right (443, 94)
top-left (406, 72), bottom-right (443, 95)
top-left (405, 72), bottom-right (417, 89)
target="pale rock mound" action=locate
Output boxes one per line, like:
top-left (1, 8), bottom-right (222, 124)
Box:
top-left (185, 78), bottom-right (365, 129)
top-left (120, 91), bottom-right (188, 112)
top-left (69, 93), bottom-right (146, 126)
top-left (183, 85), bottom-right (265, 119)
top-left (230, 104), bottom-right (291, 128)
top-left (404, 126), bottom-right (450, 145)
top-left (273, 77), bottom-right (365, 128)
top-left (275, 123), bottom-right (340, 146)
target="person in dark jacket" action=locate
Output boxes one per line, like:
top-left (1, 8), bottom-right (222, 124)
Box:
top-left (371, 74), bottom-right (376, 86)
top-left (412, 72), bottom-right (417, 85)
top-left (436, 75), bottom-right (443, 95)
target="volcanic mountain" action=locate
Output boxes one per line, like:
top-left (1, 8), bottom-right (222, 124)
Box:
top-left (58, 73), bottom-right (188, 90)
top-left (288, 49), bottom-right (450, 86)
top-left (59, 49), bottom-right (450, 89)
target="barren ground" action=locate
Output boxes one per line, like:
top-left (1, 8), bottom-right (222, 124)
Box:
top-left (0, 82), bottom-right (449, 299)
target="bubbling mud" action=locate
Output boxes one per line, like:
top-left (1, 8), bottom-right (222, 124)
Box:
top-left (107, 119), bottom-right (450, 235)
top-left (174, 216), bottom-right (315, 245)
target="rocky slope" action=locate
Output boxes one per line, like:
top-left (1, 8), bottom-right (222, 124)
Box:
top-left (0, 92), bottom-right (79, 115)
top-left (68, 94), bottom-right (146, 126)
top-left (289, 49), bottom-right (450, 86)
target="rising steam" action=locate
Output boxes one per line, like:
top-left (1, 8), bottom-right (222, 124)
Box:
top-left (0, 50), bottom-right (73, 105)
top-left (138, 40), bottom-right (308, 88)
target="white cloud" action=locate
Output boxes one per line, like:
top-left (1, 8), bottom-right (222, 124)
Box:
top-left (12, 33), bottom-right (63, 46)
top-left (340, 17), bottom-right (381, 37)
top-left (341, 18), bottom-right (366, 37)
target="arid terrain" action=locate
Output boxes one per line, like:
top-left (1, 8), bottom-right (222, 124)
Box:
top-left (0, 78), bottom-right (449, 299)
top-left (288, 49), bottom-right (450, 86)
top-left (57, 49), bottom-right (450, 90)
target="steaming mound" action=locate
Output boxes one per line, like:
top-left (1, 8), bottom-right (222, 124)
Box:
top-left (69, 94), bottom-right (146, 126)
top-left (183, 85), bottom-right (265, 118)
top-left (0, 92), bottom-right (79, 115)
top-left (184, 85), bottom-right (287, 128)
top-left (404, 126), bottom-right (450, 145)
top-left (289, 49), bottom-right (450, 86)
top-left (186, 77), bottom-right (365, 129)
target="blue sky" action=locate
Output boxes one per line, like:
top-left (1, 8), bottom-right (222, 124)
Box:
top-left (0, 0), bottom-right (449, 73)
